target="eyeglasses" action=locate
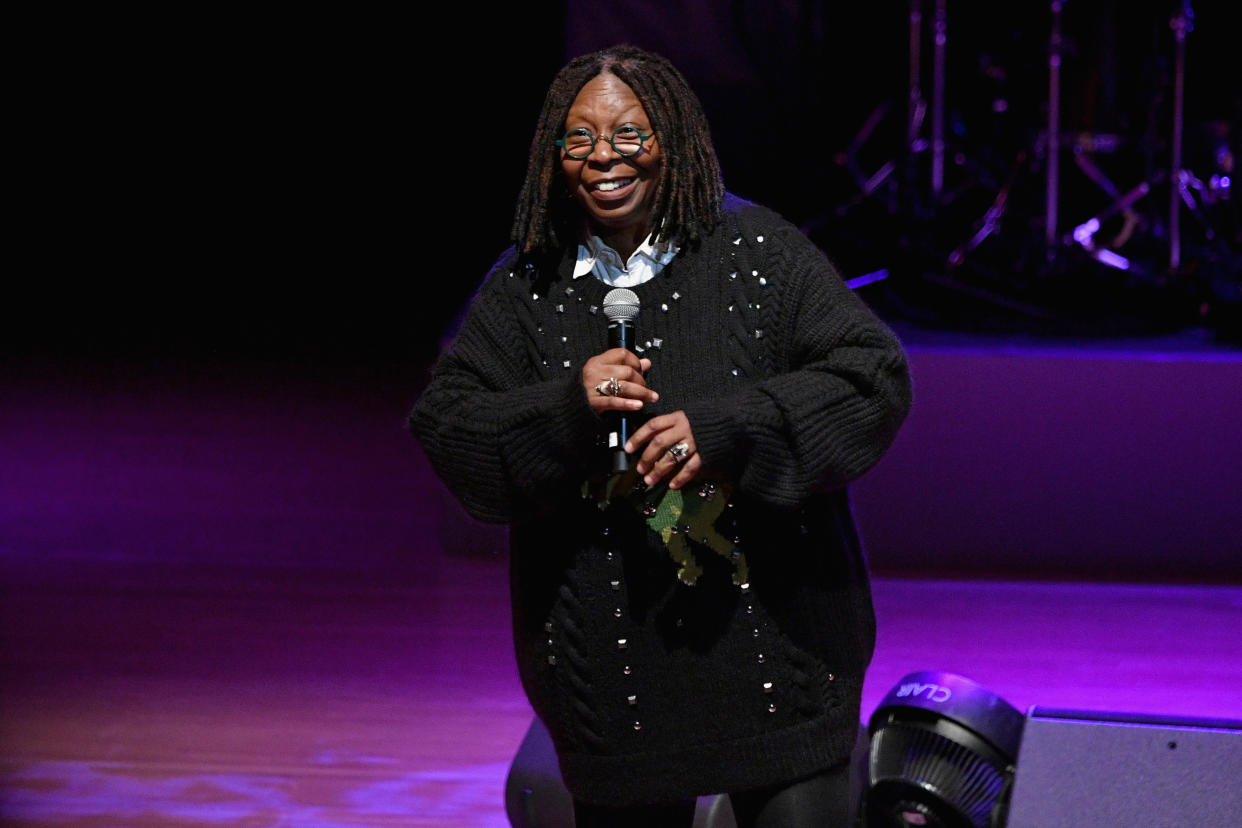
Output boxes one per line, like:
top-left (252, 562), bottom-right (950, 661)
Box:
top-left (555, 125), bottom-right (653, 159)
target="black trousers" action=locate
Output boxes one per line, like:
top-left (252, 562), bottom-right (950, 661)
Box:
top-left (571, 760), bottom-right (854, 828)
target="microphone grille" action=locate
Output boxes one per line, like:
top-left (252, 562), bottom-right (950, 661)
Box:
top-left (602, 288), bottom-right (640, 323)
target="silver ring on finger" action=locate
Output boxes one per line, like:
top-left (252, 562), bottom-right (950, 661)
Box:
top-left (668, 441), bottom-right (690, 462)
top-left (595, 377), bottom-right (622, 397)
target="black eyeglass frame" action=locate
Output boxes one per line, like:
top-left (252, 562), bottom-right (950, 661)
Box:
top-left (555, 125), bottom-right (654, 160)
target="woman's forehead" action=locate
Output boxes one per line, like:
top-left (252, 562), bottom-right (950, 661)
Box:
top-left (565, 74), bottom-right (650, 124)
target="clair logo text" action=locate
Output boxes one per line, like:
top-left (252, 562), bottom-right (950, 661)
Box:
top-left (896, 682), bottom-right (952, 703)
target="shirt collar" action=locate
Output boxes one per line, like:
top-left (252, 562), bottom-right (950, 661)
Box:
top-left (572, 231), bottom-right (679, 286)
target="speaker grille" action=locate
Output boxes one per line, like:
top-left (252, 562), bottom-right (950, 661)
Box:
top-left (870, 722), bottom-right (1009, 827)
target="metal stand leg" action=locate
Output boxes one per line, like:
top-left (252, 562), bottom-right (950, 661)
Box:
top-left (906, 0), bottom-right (925, 154)
top-left (1045, 0), bottom-right (1063, 254)
top-left (1168, 2), bottom-right (1193, 273)
top-left (931, 0), bottom-right (947, 203)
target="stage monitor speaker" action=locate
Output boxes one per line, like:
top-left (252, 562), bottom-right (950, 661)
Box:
top-left (1002, 707), bottom-right (1242, 827)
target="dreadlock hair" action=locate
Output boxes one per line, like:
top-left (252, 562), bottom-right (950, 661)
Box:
top-left (511, 44), bottom-right (725, 255)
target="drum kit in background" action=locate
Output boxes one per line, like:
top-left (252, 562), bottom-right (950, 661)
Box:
top-left (804, 1), bottom-right (1239, 340)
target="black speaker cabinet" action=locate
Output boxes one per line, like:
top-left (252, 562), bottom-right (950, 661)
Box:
top-left (1003, 707), bottom-right (1242, 827)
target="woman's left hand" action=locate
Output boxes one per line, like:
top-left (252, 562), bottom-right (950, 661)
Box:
top-left (625, 411), bottom-right (700, 489)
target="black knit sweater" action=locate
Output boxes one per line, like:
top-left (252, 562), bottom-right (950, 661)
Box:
top-left (411, 194), bottom-right (911, 805)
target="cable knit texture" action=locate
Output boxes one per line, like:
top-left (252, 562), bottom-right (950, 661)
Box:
top-left (410, 194), bottom-right (912, 805)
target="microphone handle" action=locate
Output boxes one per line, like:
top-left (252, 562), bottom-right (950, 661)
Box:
top-left (608, 320), bottom-right (635, 473)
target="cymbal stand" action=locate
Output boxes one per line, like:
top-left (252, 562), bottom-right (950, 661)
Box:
top-left (1044, 0), bottom-right (1064, 253)
top-left (946, 151), bottom-right (1026, 269)
top-left (1068, 2), bottom-right (1220, 274)
top-left (906, 1), bottom-right (926, 158)
top-left (1168, 1), bottom-right (1192, 272)
top-left (826, 0), bottom-right (937, 220)
top-left (930, 0), bottom-right (947, 203)
top-left (901, 0), bottom-right (947, 209)
top-left (830, 101), bottom-right (898, 218)
top-left (947, 0), bottom-right (1067, 273)
top-left (1070, 170), bottom-right (1166, 273)
top-left (1069, 135), bottom-right (1143, 242)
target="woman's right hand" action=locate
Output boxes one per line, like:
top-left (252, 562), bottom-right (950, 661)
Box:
top-left (582, 348), bottom-right (658, 414)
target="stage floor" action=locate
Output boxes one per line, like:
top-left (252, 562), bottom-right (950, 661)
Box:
top-left (3, 557), bottom-right (1239, 827)
top-left (2, 355), bottom-right (1239, 826)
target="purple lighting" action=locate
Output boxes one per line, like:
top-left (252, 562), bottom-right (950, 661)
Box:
top-left (846, 268), bottom-right (890, 290)
top-left (1, 345), bottom-right (1239, 826)
top-left (1092, 248), bottom-right (1132, 271)
top-left (1072, 218), bottom-right (1100, 245)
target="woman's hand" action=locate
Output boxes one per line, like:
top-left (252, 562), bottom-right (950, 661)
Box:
top-left (625, 411), bottom-right (699, 490)
top-left (582, 348), bottom-right (658, 414)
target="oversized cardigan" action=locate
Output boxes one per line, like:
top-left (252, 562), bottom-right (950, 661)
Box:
top-left (410, 194), bottom-right (912, 805)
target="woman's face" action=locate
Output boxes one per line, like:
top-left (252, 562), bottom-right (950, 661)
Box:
top-left (559, 73), bottom-right (663, 246)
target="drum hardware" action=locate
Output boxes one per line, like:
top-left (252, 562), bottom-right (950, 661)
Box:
top-left (1167, 1), bottom-right (1192, 271)
top-left (804, 0), bottom-right (1235, 336)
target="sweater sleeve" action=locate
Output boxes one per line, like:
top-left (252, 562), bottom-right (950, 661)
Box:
top-left (681, 219), bottom-right (912, 508)
top-left (409, 254), bottom-right (602, 524)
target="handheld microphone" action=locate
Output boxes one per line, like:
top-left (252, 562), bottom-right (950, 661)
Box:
top-left (602, 288), bottom-right (640, 473)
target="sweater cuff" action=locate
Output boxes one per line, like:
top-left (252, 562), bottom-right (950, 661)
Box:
top-left (681, 397), bottom-right (746, 480)
top-left (506, 372), bottom-right (601, 477)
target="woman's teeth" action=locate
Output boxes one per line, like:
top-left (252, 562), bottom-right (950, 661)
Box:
top-left (596, 179), bottom-right (632, 192)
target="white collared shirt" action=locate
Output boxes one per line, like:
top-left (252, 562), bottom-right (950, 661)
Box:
top-left (573, 232), bottom-right (680, 287)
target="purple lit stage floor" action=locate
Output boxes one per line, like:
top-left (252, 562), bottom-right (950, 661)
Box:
top-left (2, 348), bottom-right (1240, 827)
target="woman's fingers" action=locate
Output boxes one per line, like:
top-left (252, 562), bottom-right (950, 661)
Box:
top-left (626, 412), bottom-right (697, 489)
top-left (583, 351), bottom-right (658, 412)
top-left (589, 378), bottom-right (649, 410)
top-left (667, 454), bottom-right (702, 490)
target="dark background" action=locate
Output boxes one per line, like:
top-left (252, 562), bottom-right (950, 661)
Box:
top-left (9, 2), bottom-right (1238, 377)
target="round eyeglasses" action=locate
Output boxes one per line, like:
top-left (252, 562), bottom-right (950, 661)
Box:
top-left (555, 125), bottom-right (653, 160)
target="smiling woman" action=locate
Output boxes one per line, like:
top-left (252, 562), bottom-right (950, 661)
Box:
top-left (410, 44), bottom-right (912, 828)
top-left (557, 74), bottom-right (663, 259)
